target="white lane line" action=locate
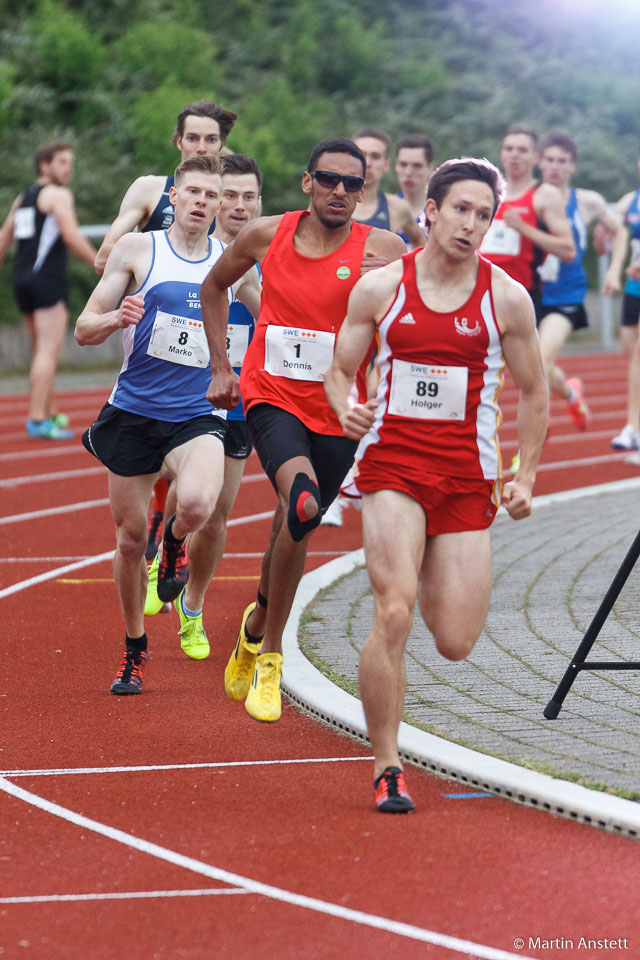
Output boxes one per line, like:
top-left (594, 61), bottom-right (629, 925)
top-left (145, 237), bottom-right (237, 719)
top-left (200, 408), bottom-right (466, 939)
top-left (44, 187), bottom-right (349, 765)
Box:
top-left (0, 550), bottom-right (348, 563)
top-left (0, 467), bottom-right (106, 488)
top-left (0, 551), bottom-right (115, 599)
top-left (0, 498), bottom-right (110, 526)
top-left (0, 445), bottom-right (80, 462)
top-left (0, 468), bottom-right (267, 489)
top-left (537, 452), bottom-right (632, 472)
top-left (1, 756), bottom-right (370, 778)
top-left (0, 776), bottom-right (535, 960)
top-left (0, 510), bottom-right (275, 597)
top-left (0, 888), bottom-right (249, 904)
top-left (0, 502), bottom-right (272, 529)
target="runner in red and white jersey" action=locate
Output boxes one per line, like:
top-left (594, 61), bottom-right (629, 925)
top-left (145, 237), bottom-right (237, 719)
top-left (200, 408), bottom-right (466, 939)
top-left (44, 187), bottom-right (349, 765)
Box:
top-left (355, 250), bottom-right (504, 490)
top-left (325, 157), bottom-right (548, 813)
top-left (202, 137), bottom-right (405, 723)
top-left (480, 124), bottom-right (574, 301)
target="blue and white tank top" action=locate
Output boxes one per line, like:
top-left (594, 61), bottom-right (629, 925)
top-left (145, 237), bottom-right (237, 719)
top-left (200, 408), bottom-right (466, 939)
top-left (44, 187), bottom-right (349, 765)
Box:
top-left (109, 230), bottom-right (229, 421)
top-left (625, 188), bottom-right (640, 298)
top-left (541, 189), bottom-right (587, 306)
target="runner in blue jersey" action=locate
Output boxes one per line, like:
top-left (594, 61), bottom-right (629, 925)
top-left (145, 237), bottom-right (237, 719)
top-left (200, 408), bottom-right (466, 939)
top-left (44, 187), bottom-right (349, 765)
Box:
top-left (94, 100), bottom-right (237, 276)
top-left (75, 156), bottom-right (253, 695)
top-left (537, 131), bottom-right (625, 434)
top-left (144, 155), bottom-right (262, 660)
top-left (352, 128), bottom-right (425, 249)
top-left (609, 156), bottom-right (640, 450)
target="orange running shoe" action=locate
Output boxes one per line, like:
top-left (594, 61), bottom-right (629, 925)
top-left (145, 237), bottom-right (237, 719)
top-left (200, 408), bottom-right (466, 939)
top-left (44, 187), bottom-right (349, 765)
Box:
top-left (374, 766), bottom-right (415, 813)
top-left (566, 377), bottom-right (589, 431)
top-left (110, 649), bottom-right (148, 695)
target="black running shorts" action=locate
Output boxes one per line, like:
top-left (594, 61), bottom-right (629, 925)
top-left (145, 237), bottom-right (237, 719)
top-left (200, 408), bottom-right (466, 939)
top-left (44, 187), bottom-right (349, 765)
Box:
top-left (537, 303), bottom-right (588, 331)
top-left (622, 293), bottom-right (640, 327)
top-left (224, 420), bottom-right (252, 460)
top-left (14, 275), bottom-right (69, 314)
top-left (246, 402), bottom-right (357, 511)
top-left (82, 403), bottom-right (227, 477)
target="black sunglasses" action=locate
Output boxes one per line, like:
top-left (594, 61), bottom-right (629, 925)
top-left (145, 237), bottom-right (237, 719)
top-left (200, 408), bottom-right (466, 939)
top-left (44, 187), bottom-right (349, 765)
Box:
top-left (310, 169), bottom-right (365, 193)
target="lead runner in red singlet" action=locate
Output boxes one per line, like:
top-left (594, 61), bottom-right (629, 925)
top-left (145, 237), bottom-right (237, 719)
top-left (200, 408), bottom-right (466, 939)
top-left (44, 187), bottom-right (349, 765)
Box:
top-left (201, 137), bottom-right (406, 723)
top-left (325, 157), bottom-right (549, 813)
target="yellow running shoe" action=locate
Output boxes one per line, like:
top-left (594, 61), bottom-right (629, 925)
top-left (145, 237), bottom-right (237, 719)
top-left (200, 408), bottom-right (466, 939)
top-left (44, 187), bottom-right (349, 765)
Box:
top-left (144, 554), bottom-right (164, 616)
top-left (508, 451), bottom-right (520, 476)
top-left (174, 590), bottom-right (210, 660)
top-left (224, 602), bottom-right (263, 701)
top-left (245, 652), bottom-right (283, 722)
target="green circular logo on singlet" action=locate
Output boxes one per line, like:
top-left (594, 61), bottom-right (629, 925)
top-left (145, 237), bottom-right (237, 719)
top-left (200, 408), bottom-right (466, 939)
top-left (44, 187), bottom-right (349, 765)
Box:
top-left (336, 266), bottom-right (351, 280)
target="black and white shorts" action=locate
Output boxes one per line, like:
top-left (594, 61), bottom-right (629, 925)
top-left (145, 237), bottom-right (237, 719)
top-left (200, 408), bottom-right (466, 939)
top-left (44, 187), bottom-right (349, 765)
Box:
top-left (82, 403), bottom-right (226, 477)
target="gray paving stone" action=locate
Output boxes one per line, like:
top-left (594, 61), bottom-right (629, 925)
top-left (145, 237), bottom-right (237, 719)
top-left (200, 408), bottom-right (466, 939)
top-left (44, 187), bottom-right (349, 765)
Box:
top-left (302, 487), bottom-right (640, 796)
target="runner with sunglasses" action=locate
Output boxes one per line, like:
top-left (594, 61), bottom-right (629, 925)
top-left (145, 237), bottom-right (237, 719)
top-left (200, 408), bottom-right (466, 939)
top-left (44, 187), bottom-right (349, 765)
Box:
top-left (201, 137), bottom-right (406, 722)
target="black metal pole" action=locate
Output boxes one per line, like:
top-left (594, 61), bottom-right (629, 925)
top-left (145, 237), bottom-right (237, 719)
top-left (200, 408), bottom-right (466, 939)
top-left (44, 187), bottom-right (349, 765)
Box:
top-left (543, 527), bottom-right (640, 719)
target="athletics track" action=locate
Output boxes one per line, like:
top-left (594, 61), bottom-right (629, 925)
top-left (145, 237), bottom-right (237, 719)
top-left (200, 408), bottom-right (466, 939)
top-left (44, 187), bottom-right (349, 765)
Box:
top-left (1, 351), bottom-right (639, 959)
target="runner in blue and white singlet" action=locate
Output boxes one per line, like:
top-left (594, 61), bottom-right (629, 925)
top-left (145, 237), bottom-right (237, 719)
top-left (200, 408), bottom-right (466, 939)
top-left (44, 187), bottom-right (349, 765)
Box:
top-left (109, 229), bottom-right (229, 421)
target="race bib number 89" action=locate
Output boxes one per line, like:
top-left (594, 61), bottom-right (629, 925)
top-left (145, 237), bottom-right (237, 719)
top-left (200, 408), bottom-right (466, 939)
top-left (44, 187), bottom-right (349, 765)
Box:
top-left (264, 325), bottom-right (335, 382)
top-left (388, 359), bottom-right (468, 420)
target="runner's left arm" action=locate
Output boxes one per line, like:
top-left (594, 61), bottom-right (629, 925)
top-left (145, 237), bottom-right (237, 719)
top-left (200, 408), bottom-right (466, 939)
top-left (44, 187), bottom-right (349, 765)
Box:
top-left (492, 267), bottom-right (548, 520)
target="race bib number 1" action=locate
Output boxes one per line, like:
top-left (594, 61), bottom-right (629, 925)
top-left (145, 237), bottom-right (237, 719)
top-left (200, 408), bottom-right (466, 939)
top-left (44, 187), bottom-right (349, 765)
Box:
top-left (264, 325), bottom-right (335, 382)
top-left (481, 219), bottom-right (521, 256)
top-left (147, 310), bottom-right (210, 368)
top-left (388, 359), bottom-right (468, 421)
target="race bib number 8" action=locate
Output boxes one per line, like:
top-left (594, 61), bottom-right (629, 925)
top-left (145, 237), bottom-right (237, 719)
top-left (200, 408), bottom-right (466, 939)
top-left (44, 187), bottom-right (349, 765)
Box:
top-left (226, 323), bottom-right (250, 368)
top-left (147, 310), bottom-right (210, 368)
top-left (264, 325), bottom-right (335, 382)
top-left (481, 219), bottom-right (521, 256)
top-left (388, 359), bottom-right (468, 420)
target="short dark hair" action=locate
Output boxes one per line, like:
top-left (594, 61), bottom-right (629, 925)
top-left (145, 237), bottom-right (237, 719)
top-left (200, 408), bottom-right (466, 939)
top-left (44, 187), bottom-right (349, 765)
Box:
top-left (396, 134), bottom-right (434, 165)
top-left (172, 100), bottom-right (238, 146)
top-left (174, 154), bottom-right (223, 186)
top-left (540, 130), bottom-right (578, 162)
top-left (221, 154), bottom-right (263, 193)
top-left (353, 128), bottom-right (392, 157)
top-left (504, 124), bottom-right (538, 150)
top-left (307, 138), bottom-right (366, 178)
top-left (34, 142), bottom-right (73, 174)
top-left (426, 157), bottom-right (505, 219)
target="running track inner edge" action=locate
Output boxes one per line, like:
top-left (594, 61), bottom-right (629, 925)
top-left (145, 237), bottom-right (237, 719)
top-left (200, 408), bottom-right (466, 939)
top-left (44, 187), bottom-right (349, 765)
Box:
top-left (282, 476), bottom-right (640, 839)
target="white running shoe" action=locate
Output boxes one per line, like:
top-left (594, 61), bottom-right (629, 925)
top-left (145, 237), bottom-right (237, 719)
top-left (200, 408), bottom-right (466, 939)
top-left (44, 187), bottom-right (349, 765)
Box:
top-left (611, 424), bottom-right (640, 450)
top-left (321, 496), bottom-right (345, 527)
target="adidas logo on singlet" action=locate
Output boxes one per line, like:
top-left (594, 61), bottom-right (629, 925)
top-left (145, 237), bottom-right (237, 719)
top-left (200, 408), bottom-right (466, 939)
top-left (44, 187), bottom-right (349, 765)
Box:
top-left (398, 312), bottom-right (416, 324)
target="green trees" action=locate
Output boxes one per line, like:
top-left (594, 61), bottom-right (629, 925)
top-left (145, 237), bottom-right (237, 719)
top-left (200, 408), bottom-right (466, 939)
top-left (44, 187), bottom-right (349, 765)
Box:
top-left (0, 0), bottom-right (639, 327)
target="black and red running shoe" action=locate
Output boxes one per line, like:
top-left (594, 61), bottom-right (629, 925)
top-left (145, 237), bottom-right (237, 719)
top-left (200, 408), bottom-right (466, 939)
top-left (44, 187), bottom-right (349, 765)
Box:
top-left (374, 766), bottom-right (415, 813)
top-left (157, 514), bottom-right (189, 602)
top-left (145, 509), bottom-right (164, 561)
top-left (110, 649), bottom-right (148, 695)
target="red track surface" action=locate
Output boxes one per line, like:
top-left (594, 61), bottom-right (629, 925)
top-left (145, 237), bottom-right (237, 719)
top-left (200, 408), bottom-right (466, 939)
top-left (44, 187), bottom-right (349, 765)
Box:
top-left (2, 354), bottom-right (639, 960)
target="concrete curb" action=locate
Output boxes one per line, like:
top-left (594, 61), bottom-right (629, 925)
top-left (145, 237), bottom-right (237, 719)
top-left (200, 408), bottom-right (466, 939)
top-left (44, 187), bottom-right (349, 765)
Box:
top-left (282, 479), bottom-right (640, 838)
